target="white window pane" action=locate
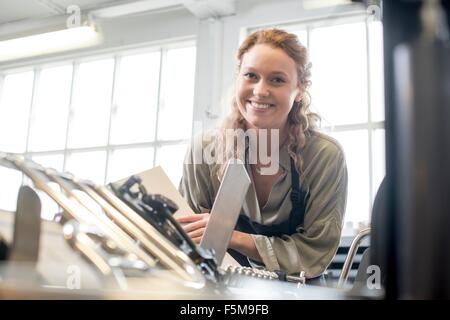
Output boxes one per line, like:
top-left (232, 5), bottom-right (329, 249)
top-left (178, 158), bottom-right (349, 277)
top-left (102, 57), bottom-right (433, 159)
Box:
top-left (68, 59), bottom-right (114, 148)
top-left (0, 167), bottom-right (23, 212)
top-left (65, 150), bottom-right (106, 184)
top-left (372, 128), bottom-right (386, 201)
top-left (158, 47), bottom-right (196, 140)
top-left (310, 23), bottom-right (368, 126)
top-left (328, 130), bottom-right (370, 226)
top-left (368, 21), bottom-right (385, 122)
top-left (293, 29), bottom-right (308, 48)
top-left (32, 154), bottom-right (64, 171)
top-left (0, 71), bottom-right (34, 153)
top-left (155, 143), bottom-right (188, 186)
top-left (110, 52), bottom-right (160, 144)
top-left (31, 154), bottom-right (65, 221)
top-left (107, 147), bottom-right (154, 183)
top-left (29, 65), bottom-right (72, 151)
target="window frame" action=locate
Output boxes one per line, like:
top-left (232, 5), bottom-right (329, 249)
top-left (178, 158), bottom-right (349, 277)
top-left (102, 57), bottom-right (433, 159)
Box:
top-left (0, 37), bottom-right (196, 187)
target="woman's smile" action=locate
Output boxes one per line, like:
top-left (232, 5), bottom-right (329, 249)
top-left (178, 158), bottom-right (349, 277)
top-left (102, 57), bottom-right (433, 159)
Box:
top-left (247, 99), bottom-right (276, 112)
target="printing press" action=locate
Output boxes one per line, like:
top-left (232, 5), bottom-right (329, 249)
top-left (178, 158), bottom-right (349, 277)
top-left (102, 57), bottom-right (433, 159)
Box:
top-left (0, 153), bottom-right (347, 299)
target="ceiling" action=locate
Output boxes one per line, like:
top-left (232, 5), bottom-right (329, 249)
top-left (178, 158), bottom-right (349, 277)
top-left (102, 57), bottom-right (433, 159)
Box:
top-left (0, 0), bottom-right (357, 36)
top-left (0, 0), bottom-right (361, 25)
top-left (0, 0), bottom-right (125, 25)
top-left (0, 0), bottom-right (241, 30)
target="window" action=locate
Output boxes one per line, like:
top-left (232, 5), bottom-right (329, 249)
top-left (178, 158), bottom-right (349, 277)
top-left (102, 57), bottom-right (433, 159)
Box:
top-left (255, 17), bottom-right (385, 227)
top-left (68, 59), bottom-right (114, 149)
top-left (0, 42), bottom-right (196, 217)
top-left (0, 71), bottom-right (34, 153)
top-left (110, 52), bottom-right (160, 145)
top-left (107, 147), bottom-right (154, 183)
top-left (157, 47), bottom-right (197, 141)
top-left (29, 65), bottom-right (72, 152)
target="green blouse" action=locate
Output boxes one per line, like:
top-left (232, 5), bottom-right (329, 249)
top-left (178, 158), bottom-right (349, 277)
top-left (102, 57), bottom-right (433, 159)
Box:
top-left (179, 131), bottom-right (348, 278)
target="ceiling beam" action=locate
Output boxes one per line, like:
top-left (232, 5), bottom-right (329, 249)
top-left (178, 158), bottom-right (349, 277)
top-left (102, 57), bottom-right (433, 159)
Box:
top-left (183, 0), bottom-right (236, 19)
top-left (89, 0), bottom-right (184, 18)
top-left (33, 0), bottom-right (65, 15)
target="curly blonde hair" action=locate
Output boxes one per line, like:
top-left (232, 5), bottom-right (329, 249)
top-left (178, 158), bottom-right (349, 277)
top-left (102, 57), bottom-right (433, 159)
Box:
top-left (217, 28), bottom-right (319, 178)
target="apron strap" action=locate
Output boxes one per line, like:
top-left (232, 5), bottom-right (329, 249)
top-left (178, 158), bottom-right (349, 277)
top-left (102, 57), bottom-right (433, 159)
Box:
top-left (228, 158), bottom-right (309, 266)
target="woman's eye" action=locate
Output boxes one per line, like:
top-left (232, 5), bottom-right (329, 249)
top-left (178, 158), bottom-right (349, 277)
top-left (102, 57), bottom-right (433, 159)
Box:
top-left (272, 77), bottom-right (286, 84)
top-left (244, 72), bottom-right (257, 80)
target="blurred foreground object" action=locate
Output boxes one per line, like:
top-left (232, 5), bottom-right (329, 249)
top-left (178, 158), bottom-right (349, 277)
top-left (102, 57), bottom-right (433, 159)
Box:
top-left (0, 154), bottom-right (349, 299)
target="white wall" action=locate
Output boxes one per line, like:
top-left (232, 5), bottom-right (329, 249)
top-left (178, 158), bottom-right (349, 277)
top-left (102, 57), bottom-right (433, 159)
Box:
top-left (98, 8), bottom-right (198, 48)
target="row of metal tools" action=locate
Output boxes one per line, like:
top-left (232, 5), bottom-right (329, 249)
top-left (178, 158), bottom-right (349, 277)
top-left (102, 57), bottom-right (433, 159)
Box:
top-left (0, 152), bottom-right (305, 296)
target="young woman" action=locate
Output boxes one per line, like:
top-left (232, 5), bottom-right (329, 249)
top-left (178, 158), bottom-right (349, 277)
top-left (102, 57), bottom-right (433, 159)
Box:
top-left (177, 29), bottom-right (347, 281)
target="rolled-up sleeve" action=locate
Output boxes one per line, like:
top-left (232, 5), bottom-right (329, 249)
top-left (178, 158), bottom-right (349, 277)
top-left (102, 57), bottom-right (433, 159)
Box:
top-left (252, 141), bottom-right (348, 278)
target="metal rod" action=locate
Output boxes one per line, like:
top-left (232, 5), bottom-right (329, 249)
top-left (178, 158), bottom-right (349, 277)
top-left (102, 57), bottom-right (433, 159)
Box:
top-left (78, 181), bottom-right (205, 285)
top-left (43, 169), bottom-right (160, 270)
top-left (338, 227), bottom-right (371, 289)
top-left (0, 154), bottom-right (206, 286)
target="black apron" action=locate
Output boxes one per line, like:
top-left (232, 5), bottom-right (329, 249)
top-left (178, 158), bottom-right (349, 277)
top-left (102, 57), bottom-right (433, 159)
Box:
top-left (227, 157), bottom-right (309, 266)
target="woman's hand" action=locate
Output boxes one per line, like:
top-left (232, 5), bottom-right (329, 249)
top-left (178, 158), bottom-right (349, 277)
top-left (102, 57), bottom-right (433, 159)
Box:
top-left (175, 213), bottom-right (262, 262)
top-left (175, 213), bottom-right (210, 244)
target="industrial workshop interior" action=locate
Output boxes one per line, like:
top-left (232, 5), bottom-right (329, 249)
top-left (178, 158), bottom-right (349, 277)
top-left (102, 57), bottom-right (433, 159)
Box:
top-left (0, 0), bottom-right (449, 303)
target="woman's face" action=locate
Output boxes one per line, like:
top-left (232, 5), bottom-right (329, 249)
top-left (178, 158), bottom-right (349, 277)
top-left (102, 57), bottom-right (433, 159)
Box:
top-left (236, 44), bottom-right (302, 132)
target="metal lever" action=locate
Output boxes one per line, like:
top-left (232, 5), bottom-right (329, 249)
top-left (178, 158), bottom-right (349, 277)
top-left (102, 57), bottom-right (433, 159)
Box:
top-left (9, 186), bottom-right (41, 263)
top-left (338, 227), bottom-right (371, 289)
top-left (0, 154), bottom-right (208, 287)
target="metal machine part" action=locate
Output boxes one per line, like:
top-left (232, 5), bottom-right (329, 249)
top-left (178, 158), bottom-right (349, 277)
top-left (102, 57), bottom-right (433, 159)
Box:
top-left (338, 227), bottom-right (371, 289)
top-left (109, 175), bottom-right (219, 283)
top-left (9, 186), bottom-right (41, 263)
top-left (0, 153), bottom-right (337, 299)
top-left (0, 154), bottom-right (206, 288)
top-left (385, 0), bottom-right (450, 299)
top-left (0, 235), bottom-right (8, 261)
top-left (220, 265), bottom-right (306, 288)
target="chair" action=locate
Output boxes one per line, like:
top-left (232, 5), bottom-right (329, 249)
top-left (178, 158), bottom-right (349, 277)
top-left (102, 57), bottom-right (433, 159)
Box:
top-left (336, 177), bottom-right (386, 293)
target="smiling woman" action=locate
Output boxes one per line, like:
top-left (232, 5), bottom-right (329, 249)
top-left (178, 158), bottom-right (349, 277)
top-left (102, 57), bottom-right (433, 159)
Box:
top-left (225, 29), bottom-right (317, 178)
top-left (236, 44), bottom-right (301, 134)
top-left (178, 29), bottom-right (348, 282)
